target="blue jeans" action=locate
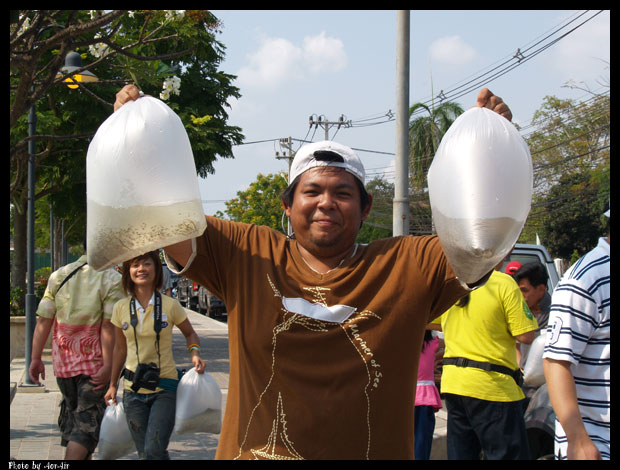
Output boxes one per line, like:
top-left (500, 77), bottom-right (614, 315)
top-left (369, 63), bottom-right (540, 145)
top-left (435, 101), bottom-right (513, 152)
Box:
top-left (445, 393), bottom-right (530, 460)
top-left (414, 405), bottom-right (436, 460)
top-left (123, 389), bottom-right (176, 460)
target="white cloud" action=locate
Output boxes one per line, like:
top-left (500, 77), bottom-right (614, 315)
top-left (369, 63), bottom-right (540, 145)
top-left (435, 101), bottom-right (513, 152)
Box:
top-left (237, 31), bottom-right (347, 90)
top-left (237, 36), bottom-right (303, 88)
top-left (429, 35), bottom-right (478, 66)
top-left (546, 14), bottom-right (610, 85)
top-left (303, 31), bottom-right (347, 75)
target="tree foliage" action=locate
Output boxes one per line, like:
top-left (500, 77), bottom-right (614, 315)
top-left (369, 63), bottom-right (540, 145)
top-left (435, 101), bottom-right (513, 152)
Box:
top-left (521, 89), bottom-right (609, 257)
top-left (356, 177), bottom-right (393, 243)
top-left (10, 10), bottom-right (244, 294)
top-left (222, 173), bottom-right (289, 233)
top-left (408, 100), bottom-right (464, 190)
top-left (537, 171), bottom-right (606, 259)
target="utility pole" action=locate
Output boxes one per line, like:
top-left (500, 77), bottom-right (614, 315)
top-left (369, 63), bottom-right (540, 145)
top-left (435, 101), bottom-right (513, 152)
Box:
top-left (275, 136), bottom-right (294, 182)
top-left (393, 10), bottom-right (410, 237)
top-left (308, 114), bottom-right (351, 140)
top-left (275, 137), bottom-right (294, 235)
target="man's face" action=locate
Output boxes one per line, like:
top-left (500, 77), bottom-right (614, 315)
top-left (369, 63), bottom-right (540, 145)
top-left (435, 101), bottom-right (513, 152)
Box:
top-left (518, 278), bottom-right (546, 310)
top-left (283, 167), bottom-right (371, 260)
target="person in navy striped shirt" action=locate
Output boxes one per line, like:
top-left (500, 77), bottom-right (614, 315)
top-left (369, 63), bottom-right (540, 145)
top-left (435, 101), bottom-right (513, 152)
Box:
top-left (543, 206), bottom-right (610, 460)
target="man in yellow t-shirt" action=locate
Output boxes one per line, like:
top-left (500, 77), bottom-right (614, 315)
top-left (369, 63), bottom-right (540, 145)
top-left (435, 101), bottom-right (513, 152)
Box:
top-left (433, 268), bottom-right (538, 459)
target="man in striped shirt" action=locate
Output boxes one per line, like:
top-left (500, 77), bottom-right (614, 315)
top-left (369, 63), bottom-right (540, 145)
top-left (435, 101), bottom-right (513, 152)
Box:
top-left (543, 209), bottom-right (610, 460)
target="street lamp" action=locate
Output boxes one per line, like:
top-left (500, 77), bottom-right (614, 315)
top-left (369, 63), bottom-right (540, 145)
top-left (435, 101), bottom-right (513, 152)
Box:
top-left (23, 50), bottom-right (98, 387)
top-left (58, 51), bottom-right (99, 89)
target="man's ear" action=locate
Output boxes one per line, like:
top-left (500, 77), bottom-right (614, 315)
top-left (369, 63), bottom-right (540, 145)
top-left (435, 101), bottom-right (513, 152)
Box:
top-left (282, 198), bottom-right (291, 218)
top-left (361, 193), bottom-right (373, 222)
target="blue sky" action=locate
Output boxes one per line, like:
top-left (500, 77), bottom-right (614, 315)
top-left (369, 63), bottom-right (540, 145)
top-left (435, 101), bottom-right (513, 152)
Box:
top-left (200, 10), bottom-right (609, 216)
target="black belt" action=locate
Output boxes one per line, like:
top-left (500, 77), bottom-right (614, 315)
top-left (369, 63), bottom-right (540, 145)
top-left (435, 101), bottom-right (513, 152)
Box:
top-left (122, 368), bottom-right (181, 392)
top-left (442, 357), bottom-right (523, 387)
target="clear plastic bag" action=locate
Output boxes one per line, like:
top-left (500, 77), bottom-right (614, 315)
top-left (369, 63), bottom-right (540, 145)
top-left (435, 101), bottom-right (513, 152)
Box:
top-left (97, 401), bottom-right (135, 460)
top-left (174, 369), bottom-right (222, 435)
top-left (428, 107), bottom-right (532, 284)
top-left (523, 333), bottom-right (546, 387)
top-left (86, 96), bottom-right (207, 271)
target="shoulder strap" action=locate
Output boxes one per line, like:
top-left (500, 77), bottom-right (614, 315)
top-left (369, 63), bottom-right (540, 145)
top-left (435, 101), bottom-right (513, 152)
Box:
top-left (56, 262), bottom-right (87, 294)
top-left (129, 292), bottom-right (163, 366)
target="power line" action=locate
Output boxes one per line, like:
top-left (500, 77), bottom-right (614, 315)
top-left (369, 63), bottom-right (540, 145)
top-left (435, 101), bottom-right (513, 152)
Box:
top-left (411, 10), bottom-right (605, 115)
top-left (349, 10), bottom-right (605, 127)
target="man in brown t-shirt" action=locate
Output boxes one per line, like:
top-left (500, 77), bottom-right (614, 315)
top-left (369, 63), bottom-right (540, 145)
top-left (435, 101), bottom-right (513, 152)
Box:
top-left (113, 86), bottom-right (512, 459)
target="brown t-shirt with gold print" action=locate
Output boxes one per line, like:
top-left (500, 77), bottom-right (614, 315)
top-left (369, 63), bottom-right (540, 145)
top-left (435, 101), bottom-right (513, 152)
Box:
top-left (182, 216), bottom-right (466, 460)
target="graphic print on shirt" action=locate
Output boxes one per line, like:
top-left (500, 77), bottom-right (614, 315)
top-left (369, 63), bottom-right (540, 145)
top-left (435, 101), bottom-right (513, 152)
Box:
top-left (235, 275), bottom-right (382, 460)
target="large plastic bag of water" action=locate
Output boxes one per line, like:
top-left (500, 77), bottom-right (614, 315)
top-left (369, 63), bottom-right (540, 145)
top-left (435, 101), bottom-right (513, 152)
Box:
top-left (428, 107), bottom-right (532, 284)
top-left (174, 369), bottom-right (222, 434)
top-left (97, 401), bottom-right (135, 460)
top-left (523, 333), bottom-right (546, 387)
top-left (86, 96), bottom-right (206, 271)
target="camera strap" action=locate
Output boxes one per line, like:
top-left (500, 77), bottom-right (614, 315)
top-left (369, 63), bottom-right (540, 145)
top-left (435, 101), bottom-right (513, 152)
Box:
top-left (129, 292), bottom-right (162, 367)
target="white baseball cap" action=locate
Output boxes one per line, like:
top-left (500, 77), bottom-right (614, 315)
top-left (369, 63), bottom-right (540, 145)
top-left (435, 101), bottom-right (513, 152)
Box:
top-left (289, 141), bottom-right (365, 185)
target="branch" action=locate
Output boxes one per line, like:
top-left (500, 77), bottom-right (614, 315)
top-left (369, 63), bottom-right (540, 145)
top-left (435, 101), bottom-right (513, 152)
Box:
top-left (11, 131), bottom-right (96, 162)
top-left (71, 81), bottom-right (114, 107)
top-left (100, 36), bottom-right (197, 62)
top-left (10, 10), bottom-right (126, 128)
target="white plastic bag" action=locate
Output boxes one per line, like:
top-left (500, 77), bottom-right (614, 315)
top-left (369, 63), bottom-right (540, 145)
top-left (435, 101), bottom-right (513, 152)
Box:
top-left (174, 369), bottom-right (222, 434)
top-left (97, 401), bottom-right (135, 460)
top-left (428, 107), bottom-right (532, 284)
top-left (86, 96), bottom-right (207, 271)
top-left (523, 333), bottom-right (546, 387)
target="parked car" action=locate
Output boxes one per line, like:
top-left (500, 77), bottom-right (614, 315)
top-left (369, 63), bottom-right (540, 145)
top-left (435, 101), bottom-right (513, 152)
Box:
top-left (500, 243), bottom-right (560, 293)
top-left (198, 287), bottom-right (227, 319)
top-left (176, 276), bottom-right (227, 319)
top-left (176, 276), bottom-right (190, 307)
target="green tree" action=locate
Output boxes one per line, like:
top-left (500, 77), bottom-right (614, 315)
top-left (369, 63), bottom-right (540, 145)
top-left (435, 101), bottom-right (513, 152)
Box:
top-left (526, 93), bottom-right (610, 199)
top-left (539, 171), bottom-right (607, 259)
top-left (356, 177), bottom-right (393, 243)
top-left (223, 173), bottom-right (289, 233)
top-left (521, 90), bottom-right (609, 253)
top-left (408, 101), bottom-right (464, 190)
top-left (10, 10), bottom-right (243, 300)
top-left (406, 100), bottom-right (464, 236)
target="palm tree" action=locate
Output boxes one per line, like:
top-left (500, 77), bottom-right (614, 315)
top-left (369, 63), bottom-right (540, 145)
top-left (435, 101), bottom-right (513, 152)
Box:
top-left (408, 101), bottom-right (464, 190)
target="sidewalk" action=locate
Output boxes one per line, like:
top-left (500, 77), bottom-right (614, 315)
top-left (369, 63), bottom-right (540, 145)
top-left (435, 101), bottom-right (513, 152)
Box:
top-left (10, 308), bottom-right (448, 460)
top-left (10, 309), bottom-right (229, 461)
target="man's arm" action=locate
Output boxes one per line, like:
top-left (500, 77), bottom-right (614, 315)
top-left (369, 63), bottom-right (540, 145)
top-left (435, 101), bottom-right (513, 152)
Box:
top-left (543, 357), bottom-right (602, 459)
top-left (89, 319), bottom-right (115, 390)
top-left (514, 330), bottom-right (536, 345)
top-left (29, 316), bottom-right (54, 385)
top-left (163, 239), bottom-right (193, 271)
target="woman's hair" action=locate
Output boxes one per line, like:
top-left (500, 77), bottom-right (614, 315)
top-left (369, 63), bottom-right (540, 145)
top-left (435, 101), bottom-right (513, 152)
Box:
top-left (421, 330), bottom-right (434, 352)
top-left (121, 250), bottom-right (163, 297)
top-left (456, 293), bottom-right (471, 308)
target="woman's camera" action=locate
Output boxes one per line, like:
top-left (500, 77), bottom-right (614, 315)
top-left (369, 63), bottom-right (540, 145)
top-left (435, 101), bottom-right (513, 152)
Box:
top-left (131, 363), bottom-right (160, 392)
